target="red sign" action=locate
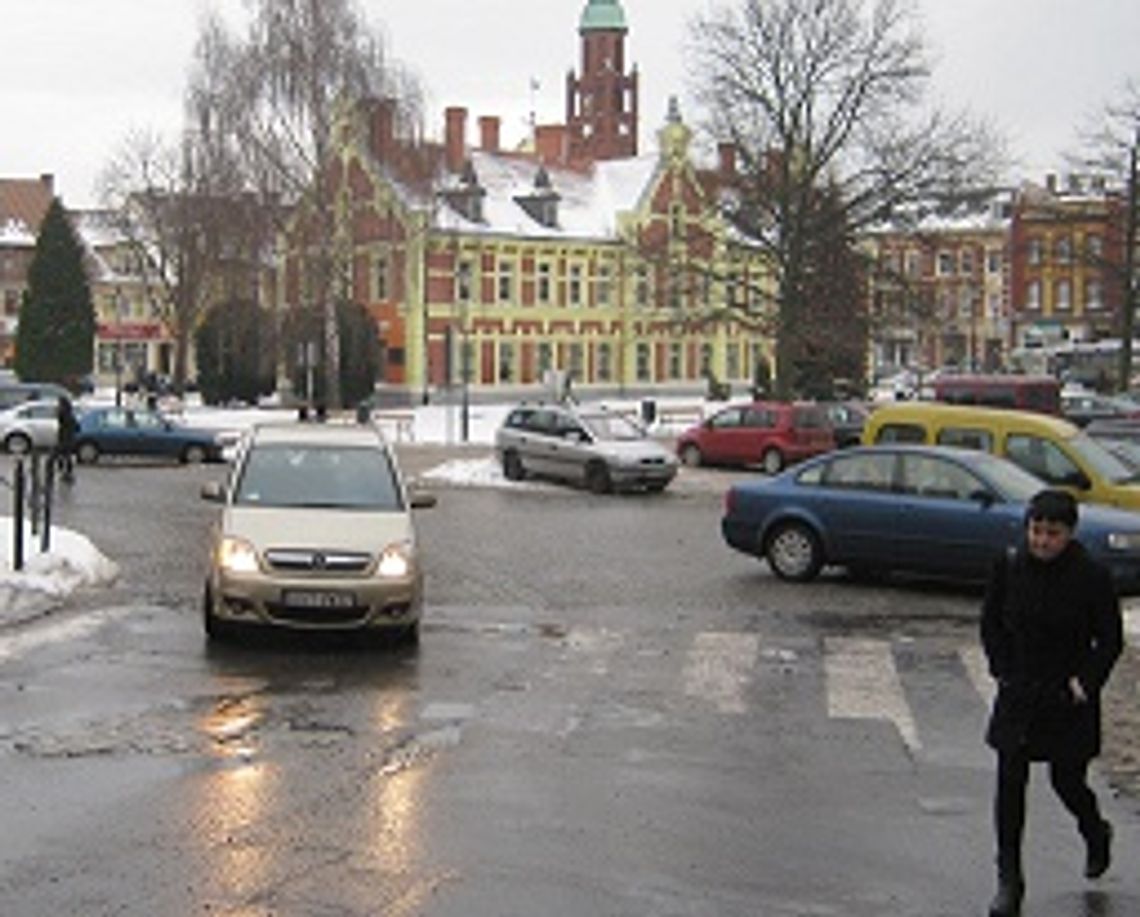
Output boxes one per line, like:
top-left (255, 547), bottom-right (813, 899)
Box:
top-left (96, 323), bottom-right (165, 341)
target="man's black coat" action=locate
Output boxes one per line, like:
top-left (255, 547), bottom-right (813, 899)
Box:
top-left (981, 540), bottom-right (1123, 761)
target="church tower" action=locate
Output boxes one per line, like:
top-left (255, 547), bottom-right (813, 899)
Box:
top-left (565, 0), bottom-right (638, 162)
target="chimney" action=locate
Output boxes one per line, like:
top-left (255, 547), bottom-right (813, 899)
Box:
top-left (479, 116), bottom-right (501, 153)
top-left (717, 142), bottom-right (736, 177)
top-left (445, 106), bottom-right (468, 173)
top-left (370, 98), bottom-right (396, 162)
top-left (535, 125), bottom-right (568, 167)
top-left (39, 173), bottom-right (54, 194)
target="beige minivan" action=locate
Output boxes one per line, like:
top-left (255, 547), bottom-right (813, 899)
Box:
top-left (863, 402), bottom-right (1140, 510)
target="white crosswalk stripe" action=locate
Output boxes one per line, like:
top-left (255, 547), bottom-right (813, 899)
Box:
top-left (825, 636), bottom-right (920, 751)
top-left (682, 631), bottom-right (760, 714)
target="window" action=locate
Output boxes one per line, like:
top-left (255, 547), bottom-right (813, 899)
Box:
top-left (742, 407), bottom-right (775, 428)
top-left (636, 342), bottom-right (651, 381)
top-left (498, 341), bottom-right (515, 383)
top-left (375, 254), bottom-right (389, 300)
top-left (569, 264), bottom-right (583, 305)
top-left (726, 343), bottom-right (740, 379)
top-left (670, 203), bottom-right (684, 239)
top-left (822, 453), bottom-right (896, 491)
top-left (960, 249), bottom-right (974, 276)
top-left (538, 342), bottom-right (553, 374)
top-left (958, 288), bottom-right (974, 319)
top-left (900, 455), bottom-right (982, 500)
top-left (537, 263), bottom-right (552, 303)
top-left (668, 342), bottom-right (682, 379)
top-left (937, 251), bottom-right (956, 275)
top-left (1087, 280), bottom-right (1104, 311)
top-left (597, 342), bottom-right (612, 382)
top-left (709, 407), bottom-right (745, 429)
top-left (874, 423), bottom-right (925, 444)
top-left (1055, 279), bottom-right (1071, 311)
top-left (906, 252), bottom-right (921, 277)
top-left (636, 266), bottom-right (649, 307)
top-left (568, 342), bottom-right (584, 379)
top-left (987, 248), bottom-right (1003, 274)
top-left (498, 260), bottom-right (514, 303)
top-left (1028, 238), bottom-right (1043, 266)
top-left (596, 264), bottom-right (611, 306)
top-left (726, 271), bottom-right (739, 307)
top-left (1026, 281), bottom-right (1041, 311)
top-left (1087, 235), bottom-right (1103, 259)
top-left (1056, 236), bottom-right (1072, 264)
top-left (1005, 434), bottom-right (1081, 487)
top-left (936, 427), bottom-right (993, 451)
top-left (457, 261), bottom-right (473, 302)
top-left (700, 342), bottom-right (712, 377)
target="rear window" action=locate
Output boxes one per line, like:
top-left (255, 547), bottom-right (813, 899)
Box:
top-left (875, 423), bottom-right (926, 444)
top-left (792, 407), bottom-right (827, 429)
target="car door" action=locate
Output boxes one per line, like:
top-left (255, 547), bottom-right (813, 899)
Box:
top-left (519, 408), bottom-right (563, 477)
top-left (813, 451), bottom-right (900, 565)
top-left (87, 408), bottom-right (135, 455)
top-left (894, 453), bottom-right (1018, 576)
top-left (698, 406), bottom-right (747, 464)
top-left (547, 411), bottom-right (592, 483)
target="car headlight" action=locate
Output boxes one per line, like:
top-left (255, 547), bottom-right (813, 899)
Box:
top-left (377, 542), bottom-right (413, 578)
top-left (218, 536), bottom-right (260, 573)
top-left (1107, 532), bottom-right (1140, 551)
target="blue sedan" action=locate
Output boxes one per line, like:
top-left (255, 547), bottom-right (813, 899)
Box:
top-left (722, 444), bottom-right (1140, 592)
top-left (75, 406), bottom-right (226, 465)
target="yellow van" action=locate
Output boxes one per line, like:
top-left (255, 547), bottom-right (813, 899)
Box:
top-left (862, 402), bottom-right (1140, 510)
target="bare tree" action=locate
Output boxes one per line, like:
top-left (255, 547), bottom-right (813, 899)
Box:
top-left (98, 128), bottom-right (249, 396)
top-left (688, 0), bottom-right (1005, 395)
top-left (186, 0), bottom-right (422, 408)
top-left (1075, 80), bottom-right (1140, 389)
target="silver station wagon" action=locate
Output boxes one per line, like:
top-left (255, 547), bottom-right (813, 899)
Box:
top-left (495, 403), bottom-right (679, 493)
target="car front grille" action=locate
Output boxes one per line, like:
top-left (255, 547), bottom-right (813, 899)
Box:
top-left (638, 457), bottom-right (668, 466)
top-left (264, 549), bottom-right (372, 573)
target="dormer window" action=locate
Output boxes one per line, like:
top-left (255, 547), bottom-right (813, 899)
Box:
top-left (515, 167), bottom-right (561, 229)
top-left (441, 160), bottom-right (486, 223)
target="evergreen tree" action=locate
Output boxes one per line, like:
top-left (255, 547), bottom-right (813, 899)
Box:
top-left (16, 199), bottom-right (95, 385)
top-left (194, 298), bottom-right (275, 405)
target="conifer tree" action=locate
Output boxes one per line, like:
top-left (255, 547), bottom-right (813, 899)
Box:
top-left (16, 199), bottom-right (95, 385)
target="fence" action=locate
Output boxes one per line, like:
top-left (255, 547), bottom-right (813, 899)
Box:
top-left (5, 451), bottom-right (56, 571)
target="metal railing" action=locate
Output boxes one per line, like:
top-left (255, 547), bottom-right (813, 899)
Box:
top-left (5, 450), bottom-right (56, 571)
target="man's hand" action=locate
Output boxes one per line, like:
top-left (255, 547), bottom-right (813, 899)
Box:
top-left (1069, 676), bottom-right (1088, 704)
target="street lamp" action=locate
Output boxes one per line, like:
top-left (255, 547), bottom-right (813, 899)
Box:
top-left (114, 287), bottom-right (126, 407)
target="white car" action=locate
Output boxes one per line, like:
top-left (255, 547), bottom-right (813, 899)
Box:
top-left (0, 399), bottom-right (63, 454)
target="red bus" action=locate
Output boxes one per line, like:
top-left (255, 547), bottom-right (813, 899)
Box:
top-left (931, 374), bottom-right (1061, 415)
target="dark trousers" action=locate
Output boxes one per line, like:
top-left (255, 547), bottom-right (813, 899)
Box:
top-left (995, 749), bottom-right (1103, 877)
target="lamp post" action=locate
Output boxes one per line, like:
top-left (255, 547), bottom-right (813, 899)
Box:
top-left (114, 287), bottom-right (126, 407)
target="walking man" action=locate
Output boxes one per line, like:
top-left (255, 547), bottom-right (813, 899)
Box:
top-left (54, 395), bottom-right (78, 483)
top-left (981, 489), bottom-right (1123, 915)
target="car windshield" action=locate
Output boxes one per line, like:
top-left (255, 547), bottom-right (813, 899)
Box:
top-left (234, 443), bottom-right (403, 510)
top-left (1067, 432), bottom-right (1138, 484)
top-left (581, 413), bottom-right (645, 441)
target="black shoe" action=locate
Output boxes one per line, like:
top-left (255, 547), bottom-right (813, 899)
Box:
top-left (1086, 820), bottom-right (1112, 879)
top-left (988, 877), bottom-right (1024, 917)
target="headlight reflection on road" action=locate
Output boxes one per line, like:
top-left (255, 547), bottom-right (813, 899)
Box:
top-left (367, 696), bottom-right (425, 876)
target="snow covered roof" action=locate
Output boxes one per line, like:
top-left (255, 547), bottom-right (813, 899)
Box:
top-left (431, 149), bottom-right (660, 243)
top-left (0, 217), bottom-right (35, 247)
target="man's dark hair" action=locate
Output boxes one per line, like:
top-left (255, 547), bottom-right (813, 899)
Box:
top-left (1026, 488), bottom-right (1078, 528)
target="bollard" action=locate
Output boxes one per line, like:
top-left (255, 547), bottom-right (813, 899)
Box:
top-left (13, 458), bottom-right (24, 572)
top-left (28, 452), bottom-right (41, 539)
top-left (42, 452), bottom-right (54, 553)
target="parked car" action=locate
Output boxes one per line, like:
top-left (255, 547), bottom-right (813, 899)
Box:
top-left (201, 422), bottom-right (436, 642)
top-left (676, 401), bottom-right (834, 473)
top-left (0, 399), bottom-right (66, 454)
top-left (496, 403), bottom-right (678, 493)
top-left (819, 401), bottom-right (869, 448)
top-left (1061, 390), bottom-right (1140, 427)
top-left (864, 402), bottom-right (1140, 510)
top-left (74, 406), bottom-right (227, 464)
top-left (0, 381), bottom-right (73, 412)
top-left (932, 373), bottom-right (1061, 415)
top-left (721, 444), bottom-right (1140, 592)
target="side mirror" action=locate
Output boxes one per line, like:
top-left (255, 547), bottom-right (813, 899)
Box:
top-left (201, 481), bottom-right (226, 503)
top-left (409, 490), bottom-right (437, 509)
top-left (1064, 471), bottom-right (1092, 491)
top-left (970, 489), bottom-right (996, 507)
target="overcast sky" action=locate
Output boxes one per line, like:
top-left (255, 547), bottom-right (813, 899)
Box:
top-left (4, 0), bottom-right (1138, 210)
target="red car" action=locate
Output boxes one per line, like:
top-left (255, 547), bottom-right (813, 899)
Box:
top-left (676, 401), bottom-right (835, 473)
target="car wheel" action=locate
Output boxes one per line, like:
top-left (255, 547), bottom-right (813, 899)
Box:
top-left (4, 432), bottom-right (31, 455)
top-left (76, 441), bottom-right (100, 465)
top-left (679, 443), bottom-right (703, 467)
top-left (765, 521), bottom-right (824, 582)
top-left (586, 461), bottom-right (612, 494)
top-left (401, 621), bottom-right (420, 646)
top-left (182, 444), bottom-right (207, 464)
top-left (761, 448), bottom-right (785, 475)
top-left (502, 449), bottom-right (525, 481)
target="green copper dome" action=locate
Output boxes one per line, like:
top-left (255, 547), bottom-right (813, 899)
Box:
top-left (579, 0), bottom-right (627, 32)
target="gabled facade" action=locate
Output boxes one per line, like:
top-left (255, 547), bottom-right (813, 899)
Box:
top-left (275, 96), bottom-right (771, 403)
top-left (1010, 174), bottom-right (1123, 349)
top-left (0, 175), bottom-right (55, 365)
top-left (864, 192), bottom-right (1014, 376)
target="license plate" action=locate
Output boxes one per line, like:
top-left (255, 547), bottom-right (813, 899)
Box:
top-left (281, 589), bottom-right (356, 609)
